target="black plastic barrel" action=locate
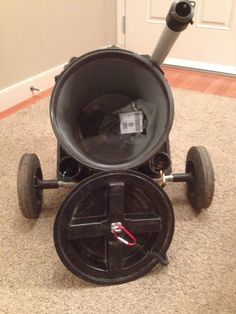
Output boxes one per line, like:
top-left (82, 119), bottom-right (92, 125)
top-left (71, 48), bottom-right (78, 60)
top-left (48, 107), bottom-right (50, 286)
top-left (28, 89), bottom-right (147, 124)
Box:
top-left (50, 48), bottom-right (174, 171)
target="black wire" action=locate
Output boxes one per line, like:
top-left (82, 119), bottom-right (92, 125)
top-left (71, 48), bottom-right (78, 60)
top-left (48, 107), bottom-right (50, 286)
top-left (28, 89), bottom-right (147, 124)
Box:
top-left (136, 244), bottom-right (169, 266)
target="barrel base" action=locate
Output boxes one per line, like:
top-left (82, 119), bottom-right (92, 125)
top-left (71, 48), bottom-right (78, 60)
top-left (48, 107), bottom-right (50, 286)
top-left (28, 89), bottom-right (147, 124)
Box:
top-left (57, 138), bottom-right (172, 182)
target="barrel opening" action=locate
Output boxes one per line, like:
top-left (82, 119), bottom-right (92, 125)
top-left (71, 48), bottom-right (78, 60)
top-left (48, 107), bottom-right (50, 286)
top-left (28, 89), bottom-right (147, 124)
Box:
top-left (59, 157), bottom-right (81, 179)
top-left (51, 51), bottom-right (173, 170)
top-left (176, 2), bottom-right (191, 17)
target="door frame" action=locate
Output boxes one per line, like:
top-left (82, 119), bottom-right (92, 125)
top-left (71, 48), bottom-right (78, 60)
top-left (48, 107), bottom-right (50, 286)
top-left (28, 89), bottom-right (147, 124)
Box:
top-left (117, 0), bottom-right (236, 75)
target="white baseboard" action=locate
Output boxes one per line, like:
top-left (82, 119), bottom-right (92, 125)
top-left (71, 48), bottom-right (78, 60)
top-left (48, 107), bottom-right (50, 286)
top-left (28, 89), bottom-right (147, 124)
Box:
top-left (0, 47), bottom-right (114, 113)
top-left (0, 63), bottom-right (66, 113)
top-left (164, 58), bottom-right (236, 76)
top-left (1, 54), bottom-right (235, 114)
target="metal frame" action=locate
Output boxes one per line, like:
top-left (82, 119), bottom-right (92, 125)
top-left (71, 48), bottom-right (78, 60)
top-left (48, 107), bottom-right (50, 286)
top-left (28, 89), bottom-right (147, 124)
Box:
top-left (35, 172), bottom-right (194, 190)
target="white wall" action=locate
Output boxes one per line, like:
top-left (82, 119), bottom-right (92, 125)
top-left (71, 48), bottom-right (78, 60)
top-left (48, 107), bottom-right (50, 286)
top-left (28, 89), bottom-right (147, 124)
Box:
top-left (0, 0), bottom-right (117, 90)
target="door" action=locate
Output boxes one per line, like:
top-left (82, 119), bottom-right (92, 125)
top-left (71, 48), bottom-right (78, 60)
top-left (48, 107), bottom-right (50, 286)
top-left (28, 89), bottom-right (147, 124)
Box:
top-left (120, 0), bottom-right (236, 73)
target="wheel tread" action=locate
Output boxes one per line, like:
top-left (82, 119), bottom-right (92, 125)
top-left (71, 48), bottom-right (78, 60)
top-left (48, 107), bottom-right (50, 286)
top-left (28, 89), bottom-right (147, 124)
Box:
top-left (186, 146), bottom-right (214, 210)
top-left (17, 153), bottom-right (43, 218)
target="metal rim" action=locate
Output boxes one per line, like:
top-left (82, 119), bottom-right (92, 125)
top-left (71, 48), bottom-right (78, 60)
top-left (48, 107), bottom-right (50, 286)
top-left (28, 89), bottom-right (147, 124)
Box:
top-left (53, 170), bottom-right (174, 284)
top-left (34, 165), bottom-right (43, 203)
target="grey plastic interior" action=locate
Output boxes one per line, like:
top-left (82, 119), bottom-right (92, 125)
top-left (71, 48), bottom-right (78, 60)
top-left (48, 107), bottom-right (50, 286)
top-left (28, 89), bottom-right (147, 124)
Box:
top-left (51, 52), bottom-right (173, 170)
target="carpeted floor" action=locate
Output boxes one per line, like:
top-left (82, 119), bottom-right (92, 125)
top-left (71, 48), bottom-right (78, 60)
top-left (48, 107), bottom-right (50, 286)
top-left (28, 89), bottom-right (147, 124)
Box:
top-left (0, 89), bottom-right (236, 314)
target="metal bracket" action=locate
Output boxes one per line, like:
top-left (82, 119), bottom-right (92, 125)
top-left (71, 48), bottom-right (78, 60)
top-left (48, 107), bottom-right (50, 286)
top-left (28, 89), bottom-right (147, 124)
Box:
top-left (111, 222), bottom-right (123, 234)
top-left (122, 15), bottom-right (126, 34)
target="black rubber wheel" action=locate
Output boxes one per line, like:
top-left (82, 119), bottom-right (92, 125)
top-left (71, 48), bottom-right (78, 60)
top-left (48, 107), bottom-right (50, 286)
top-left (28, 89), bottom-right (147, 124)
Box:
top-left (17, 153), bottom-right (43, 218)
top-left (54, 170), bottom-right (174, 285)
top-left (186, 146), bottom-right (214, 210)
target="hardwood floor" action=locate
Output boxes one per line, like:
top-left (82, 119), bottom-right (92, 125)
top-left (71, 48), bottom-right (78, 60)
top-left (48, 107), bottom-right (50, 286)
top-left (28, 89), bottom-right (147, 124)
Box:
top-left (0, 88), bottom-right (52, 121)
top-left (0, 67), bottom-right (235, 121)
top-left (163, 66), bottom-right (236, 98)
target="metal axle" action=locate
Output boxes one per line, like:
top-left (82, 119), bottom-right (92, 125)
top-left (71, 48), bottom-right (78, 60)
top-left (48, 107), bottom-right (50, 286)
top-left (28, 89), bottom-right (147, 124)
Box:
top-left (155, 172), bottom-right (193, 187)
top-left (35, 173), bottom-right (193, 190)
top-left (165, 173), bottom-right (193, 182)
top-left (35, 180), bottom-right (77, 190)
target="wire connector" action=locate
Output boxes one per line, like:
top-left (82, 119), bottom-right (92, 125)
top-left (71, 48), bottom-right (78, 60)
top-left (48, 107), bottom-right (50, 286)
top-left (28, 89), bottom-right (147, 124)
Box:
top-left (111, 223), bottom-right (137, 247)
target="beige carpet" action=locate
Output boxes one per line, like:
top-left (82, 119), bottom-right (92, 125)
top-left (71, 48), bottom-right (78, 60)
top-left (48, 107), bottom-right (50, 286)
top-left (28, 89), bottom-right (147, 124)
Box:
top-left (0, 89), bottom-right (236, 314)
